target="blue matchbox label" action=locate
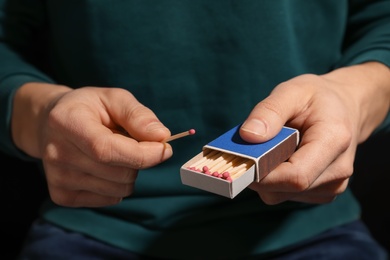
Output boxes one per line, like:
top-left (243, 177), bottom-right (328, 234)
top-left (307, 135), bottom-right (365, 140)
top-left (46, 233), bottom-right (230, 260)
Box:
top-left (206, 125), bottom-right (297, 159)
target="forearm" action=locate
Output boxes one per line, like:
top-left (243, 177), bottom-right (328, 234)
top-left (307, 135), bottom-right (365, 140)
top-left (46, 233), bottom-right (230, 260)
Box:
top-left (323, 61), bottom-right (390, 143)
top-left (11, 82), bottom-right (72, 158)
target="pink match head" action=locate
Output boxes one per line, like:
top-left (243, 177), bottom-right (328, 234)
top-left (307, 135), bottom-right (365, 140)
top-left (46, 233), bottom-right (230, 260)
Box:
top-left (188, 129), bottom-right (196, 135)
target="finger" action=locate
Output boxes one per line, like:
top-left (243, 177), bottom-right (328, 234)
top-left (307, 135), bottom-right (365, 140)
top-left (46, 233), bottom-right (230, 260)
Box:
top-left (99, 88), bottom-right (171, 142)
top-left (105, 134), bottom-right (174, 168)
top-left (89, 135), bottom-right (173, 168)
top-left (45, 143), bottom-right (139, 183)
top-left (256, 177), bottom-right (350, 205)
top-left (263, 117), bottom-right (351, 186)
top-left (49, 187), bottom-right (124, 208)
top-left (284, 144), bottom-right (355, 203)
top-left (45, 166), bottom-right (137, 199)
top-left (289, 178), bottom-right (350, 204)
top-left (250, 137), bottom-right (355, 204)
top-left (50, 125), bottom-right (173, 170)
top-left (48, 88), bottom-right (173, 168)
top-left (239, 81), bottom-right (310, 143)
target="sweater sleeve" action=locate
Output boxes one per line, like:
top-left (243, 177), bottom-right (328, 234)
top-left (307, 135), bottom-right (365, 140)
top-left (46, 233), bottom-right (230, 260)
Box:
top-left (0, 0), bottom-right (54, 159)
top-left (337, 0), bottom-right (390, 67)
top-left (336, 0), bottom-right (390, 133)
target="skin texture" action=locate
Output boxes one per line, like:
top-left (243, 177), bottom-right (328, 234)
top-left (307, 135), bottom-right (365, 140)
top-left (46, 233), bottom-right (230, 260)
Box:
top-left (12, 62), bottom-right (390, 207)
top-left (12, 85), bottom-right (173, 207)
top-left (240, 62), bottom-right (390, 205)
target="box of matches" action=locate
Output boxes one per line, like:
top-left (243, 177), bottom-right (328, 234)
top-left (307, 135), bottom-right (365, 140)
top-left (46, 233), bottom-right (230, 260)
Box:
top-left (180, 125), bottom-right (299, 198)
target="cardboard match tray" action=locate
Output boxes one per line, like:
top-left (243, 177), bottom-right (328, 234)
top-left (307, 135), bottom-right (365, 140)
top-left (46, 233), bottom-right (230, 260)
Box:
top-left (180, 125), bottom-right (299, 199)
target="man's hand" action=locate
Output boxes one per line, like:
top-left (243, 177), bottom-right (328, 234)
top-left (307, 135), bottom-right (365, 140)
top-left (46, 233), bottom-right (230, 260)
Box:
top-left (240, 62), bottom-right (390, 205)
top-left (12, 84), bottom-right (172, 207)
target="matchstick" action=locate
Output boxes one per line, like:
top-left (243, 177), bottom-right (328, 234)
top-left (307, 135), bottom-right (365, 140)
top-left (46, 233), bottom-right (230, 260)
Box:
top-left (191, 150), bottom-right (219, 169)
top-left (164, 129), bottom-right (196, 142)
top-left (217, 156), bottom-right (244, 173)
top-left (208, 153), bottom-right (235, 172)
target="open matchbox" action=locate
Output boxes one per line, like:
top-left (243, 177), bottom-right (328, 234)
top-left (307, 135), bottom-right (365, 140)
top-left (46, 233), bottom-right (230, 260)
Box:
top-left (180, 125), bottom-right (299, 199)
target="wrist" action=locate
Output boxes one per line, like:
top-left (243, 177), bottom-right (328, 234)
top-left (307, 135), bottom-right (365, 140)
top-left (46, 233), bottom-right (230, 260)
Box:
top-left (324, 62), bottom-right (390, 142)
top-left (11, 82), bottom-right (72, 158)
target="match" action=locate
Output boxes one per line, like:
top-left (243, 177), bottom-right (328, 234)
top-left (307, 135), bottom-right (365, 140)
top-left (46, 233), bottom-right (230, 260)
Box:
top-left (164, 129), bottom-right (196, 142)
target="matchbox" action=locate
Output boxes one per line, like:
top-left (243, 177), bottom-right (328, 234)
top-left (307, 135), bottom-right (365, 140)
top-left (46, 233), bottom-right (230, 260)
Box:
top-left (180, 125), bottom-right (299, 198)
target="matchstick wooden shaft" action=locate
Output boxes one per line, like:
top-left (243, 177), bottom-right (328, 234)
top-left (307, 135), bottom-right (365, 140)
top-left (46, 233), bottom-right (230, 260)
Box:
top-left (164, 129), bottom-right (196, 142)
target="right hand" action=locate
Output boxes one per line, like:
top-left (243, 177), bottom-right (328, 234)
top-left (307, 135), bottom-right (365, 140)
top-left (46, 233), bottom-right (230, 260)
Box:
top-left (12, 83), bottom-right (172, 207)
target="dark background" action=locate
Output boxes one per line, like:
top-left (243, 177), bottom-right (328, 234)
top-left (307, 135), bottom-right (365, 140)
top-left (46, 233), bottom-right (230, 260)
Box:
top-left (2, 132), bottom-right (389, 259)
top-left (1, 154), bottom-right (47, 260)
top-left (350, 131), bottom-right (389, 253)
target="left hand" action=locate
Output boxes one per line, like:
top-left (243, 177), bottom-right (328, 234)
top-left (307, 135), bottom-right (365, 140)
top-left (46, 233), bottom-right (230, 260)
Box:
top-left (239, 62), bottom-right (390, 204)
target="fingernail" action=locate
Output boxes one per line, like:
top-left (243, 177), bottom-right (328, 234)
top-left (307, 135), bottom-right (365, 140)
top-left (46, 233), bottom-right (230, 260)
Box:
top-left (162, 143), bottom-right (173, 160)
top-left (241, 119), bottom-right (267, 137)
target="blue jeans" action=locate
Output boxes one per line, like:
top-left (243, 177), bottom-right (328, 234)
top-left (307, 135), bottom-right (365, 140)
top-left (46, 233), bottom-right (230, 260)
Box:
top-left (18, 219), bottom-right (387, 260)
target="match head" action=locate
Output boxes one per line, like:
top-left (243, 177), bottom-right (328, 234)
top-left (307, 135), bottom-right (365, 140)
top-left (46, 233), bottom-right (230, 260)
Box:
top-left (188, 129), bottom-right (196, 135)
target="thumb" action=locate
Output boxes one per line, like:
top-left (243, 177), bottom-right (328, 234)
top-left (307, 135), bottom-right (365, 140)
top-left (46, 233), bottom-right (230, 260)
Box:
top-left (239, 85), bottom-right (300, 143)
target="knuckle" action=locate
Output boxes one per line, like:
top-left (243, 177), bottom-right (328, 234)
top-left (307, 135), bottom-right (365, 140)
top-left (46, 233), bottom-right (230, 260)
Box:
top-left (334, 179), bottom-right (350, 196)
top-left (257, 99), bottom-right (283, 118)
top-left (43, 142), bottom-right (62, 165)
top-left (127, 103), bottom-right (151, 123)
top-left (328, 124), bottom-right (353, 153)
top-left (50, 190), bottom-right (76, 207)
top-left (289, 172), bottom-right (311, 193)
top-left (122, 184), bottom-right (134, 197)
top-left (121, 169), bottom-right (138, 184)
top-left (338, 129), bottom-right (352, 151)
top-left (338, 163), bottom-right (354, 179)
top-left (259, 193), bottom-right (285, 205)
top-left (90, 137), bottom-right (113, 163)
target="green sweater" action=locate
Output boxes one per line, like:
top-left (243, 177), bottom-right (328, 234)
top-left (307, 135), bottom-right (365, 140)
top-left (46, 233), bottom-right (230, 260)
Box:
top-left (1, 1), bottom-right (390, 258)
